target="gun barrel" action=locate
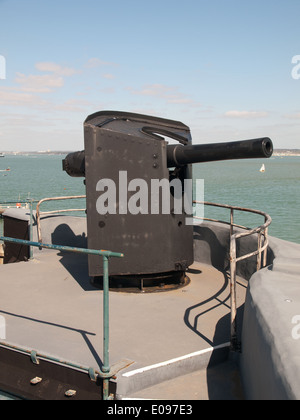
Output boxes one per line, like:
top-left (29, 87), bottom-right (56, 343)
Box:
top-left (167, 137), bottom-right (273, 167)
top-left (63, 137), bottom-right (273, 177)
top-left (62, 150), bottom-right (85, 177)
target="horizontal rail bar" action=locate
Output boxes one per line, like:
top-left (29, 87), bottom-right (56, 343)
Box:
top-left (36, 195), bottom-right (86, 242)
top-left (0, 341), bottom-right (102, 376)
top-left (0, 236), bottom-right (124, 259)
top-left (234, 237), bottom-right (269, 263)
top-left (36, 195), bottom-right (86, 207)
top-left (38, 209), bottom-right (86, 215)
top-left (193, 200), bottom-right (272, 242)
top-left (193, 216), bottom-right (251, 231)
top-left (194, 200), bottom-right (270, 216)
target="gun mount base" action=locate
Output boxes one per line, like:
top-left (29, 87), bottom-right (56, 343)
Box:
top-left (91, 271), bottom-right (190, 293)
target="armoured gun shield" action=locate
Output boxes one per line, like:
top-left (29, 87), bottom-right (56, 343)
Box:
top-left (63, 111), bottom-right (273, 284)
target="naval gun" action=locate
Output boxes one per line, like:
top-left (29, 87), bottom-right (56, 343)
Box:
top-left (63, 111), bottom-right (273, 291)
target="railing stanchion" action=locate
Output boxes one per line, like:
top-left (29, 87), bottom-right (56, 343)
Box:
top-left (102, 255), bottom-right (110, 400)
top-left (230, 235), bottom-right (238, 351)
top-left (28, 199), bottom-right (33, 260)
top-left (230, 208), bottom-right (234, 237)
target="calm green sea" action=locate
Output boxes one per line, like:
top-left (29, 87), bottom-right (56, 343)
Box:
top-left (0, 154), bottom-right (299, 244)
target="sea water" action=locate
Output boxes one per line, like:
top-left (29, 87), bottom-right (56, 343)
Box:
top-left (193, 156), bottom-right (300, 244)
top-left (0, 154), bottom-right (299, 244)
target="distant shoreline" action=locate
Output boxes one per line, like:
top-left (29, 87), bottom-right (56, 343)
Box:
top-left (0, 149), bottom-right (300, 157)
top-left (0, 151), bottom-right (71, 156)
top-left (273, 149), bottom-right (300, 157)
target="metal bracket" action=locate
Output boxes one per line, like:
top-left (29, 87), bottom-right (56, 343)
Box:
top-left (88, 367), bottom-right (97, 382)
top-left (30, 376), bottom-right (42, 385)
top-left (103, 359), bottom-right (134, 379)
top-left (91, 359), bottom-right (134, 380)
top-left (30, 350), bottom-right (40, 365)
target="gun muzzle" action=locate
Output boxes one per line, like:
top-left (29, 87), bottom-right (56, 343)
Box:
top-left (166, 137), bottom-right (273, 167)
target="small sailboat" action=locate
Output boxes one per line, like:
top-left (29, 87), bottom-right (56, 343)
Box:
top-left (260, 164), bottom-right (265, 173)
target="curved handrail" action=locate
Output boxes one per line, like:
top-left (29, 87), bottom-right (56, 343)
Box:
top-left (193, 201), bottom-right (272, 351)
top-left (36, 195), bottom-right (86, 242)
top-left (193, 200), bottom-right (272, 264)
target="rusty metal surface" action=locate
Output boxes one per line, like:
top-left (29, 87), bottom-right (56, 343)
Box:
top-left (3, 216), bottom-right (30, 263)
top-left (92, 271), bottom-right (190, 293)
top-left (0, 346), bottom-right (116, 400)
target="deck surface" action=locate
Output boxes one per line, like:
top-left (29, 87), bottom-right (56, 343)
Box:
top-left (0, 249), bottom-right (247, 398)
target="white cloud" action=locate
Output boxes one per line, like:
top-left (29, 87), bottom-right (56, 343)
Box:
top-left (0, 114), bottom-right (57, 127)
top-left (54, 98), bottom-right (93, 112)
top-left (35, 61), bottom-right (77, 76)
top-left (11, 62), bottom-right (79, 93)
top-left (102, 73), bottom-right (115, 79)
top-left (0, 61), bottom-right (80, 106)
top-left (283, 112), bottom-right (300, 119)
top-left (15, 72), bottom-right (64, 93)
top-left (224, 110), bottom-right (269, 119)
top-left (127, 84), bottom-right (201, 107)
top-left (0, 87), bottom-right (48, 106)
top-left (85, 58), bottom-right (116, 68)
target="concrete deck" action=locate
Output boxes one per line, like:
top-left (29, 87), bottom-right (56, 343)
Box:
top-left (1, 209), bottom-right (300, 399)
top-left (0, 248), bottom-right (247, 399)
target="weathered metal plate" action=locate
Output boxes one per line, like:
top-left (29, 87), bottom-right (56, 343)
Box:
top-left (0, 347), bottom-right (116, 400)
top-left (84, 112), bottom-right (194, 277)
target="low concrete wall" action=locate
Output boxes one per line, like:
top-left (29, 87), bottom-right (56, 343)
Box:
top-left (193, 221), bottom-right (300, 400)
top-left (193, 222), bottom-right (274, 281)
top-left (240, 237), bottom-right (300, 400)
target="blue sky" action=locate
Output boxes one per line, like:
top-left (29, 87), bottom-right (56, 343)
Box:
top-left (0, 0), bottom-right (299, 150)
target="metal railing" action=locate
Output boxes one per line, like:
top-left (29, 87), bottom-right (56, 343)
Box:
top-left (0, 235), bottom-right (124, 400)
top-left (193, 201), bottom-right (272, 351)
top-left (36, 196), bottom-right (86, 243)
